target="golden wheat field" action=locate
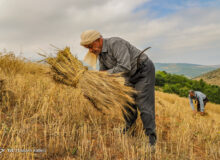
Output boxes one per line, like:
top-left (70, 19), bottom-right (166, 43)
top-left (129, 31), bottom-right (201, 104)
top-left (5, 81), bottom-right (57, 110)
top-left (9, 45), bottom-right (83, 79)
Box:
top-left (0, 53), bottom-right (220, 160)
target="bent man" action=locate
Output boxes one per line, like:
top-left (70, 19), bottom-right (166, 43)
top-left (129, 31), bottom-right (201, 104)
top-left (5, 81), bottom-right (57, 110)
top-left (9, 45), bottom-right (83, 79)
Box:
top-left (189, 90), bottom-right (209, 116)
top-left (80, 30), bottom-right (157, 147)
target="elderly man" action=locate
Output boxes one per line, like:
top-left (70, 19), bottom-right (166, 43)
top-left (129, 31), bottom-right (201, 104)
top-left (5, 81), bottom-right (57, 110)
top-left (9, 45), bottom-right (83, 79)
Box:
top-left (80, 30), bottom-right (157, 147)
top-left (189, 90), bottom-right (209, 116)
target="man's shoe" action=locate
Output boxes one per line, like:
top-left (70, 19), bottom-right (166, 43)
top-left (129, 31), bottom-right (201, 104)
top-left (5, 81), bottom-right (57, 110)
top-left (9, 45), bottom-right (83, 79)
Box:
top-left (148, 145), bottom-right (156, 154)
top-left (149, 134), bottom-right (156, 146)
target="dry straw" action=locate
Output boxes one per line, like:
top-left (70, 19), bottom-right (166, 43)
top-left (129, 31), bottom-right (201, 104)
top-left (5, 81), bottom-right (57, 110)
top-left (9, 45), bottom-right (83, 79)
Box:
top-left (44, 47), bottom-right (136, 116)
top-left (0, 79), bottom-right (16, 111)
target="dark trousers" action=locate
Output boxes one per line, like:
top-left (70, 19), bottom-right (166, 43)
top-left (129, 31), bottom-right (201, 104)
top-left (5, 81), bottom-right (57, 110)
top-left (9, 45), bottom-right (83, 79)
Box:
top-left (123, 58), bottom-right (156, 140)
top-left (197, 97), bottom-right (209, 112)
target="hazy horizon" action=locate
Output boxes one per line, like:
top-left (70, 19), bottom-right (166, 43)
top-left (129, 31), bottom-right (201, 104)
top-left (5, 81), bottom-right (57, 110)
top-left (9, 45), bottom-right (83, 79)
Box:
top-left (1, 0), bottom-right (220, 65)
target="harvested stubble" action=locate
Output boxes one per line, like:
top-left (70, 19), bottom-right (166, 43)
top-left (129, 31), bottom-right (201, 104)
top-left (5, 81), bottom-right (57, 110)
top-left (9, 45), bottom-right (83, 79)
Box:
top-left (45, 47), bottom-right (136, 117)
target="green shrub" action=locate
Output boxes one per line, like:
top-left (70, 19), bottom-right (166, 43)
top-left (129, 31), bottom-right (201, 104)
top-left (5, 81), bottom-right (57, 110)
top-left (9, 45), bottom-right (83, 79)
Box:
top-left (155, 71), bottom-right (220, 104)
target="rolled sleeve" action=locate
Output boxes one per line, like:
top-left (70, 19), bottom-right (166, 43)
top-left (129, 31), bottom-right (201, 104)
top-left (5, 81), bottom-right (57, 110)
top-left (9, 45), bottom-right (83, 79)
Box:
top-left (109, 41), bottom-right (131, 74)
top-left (107, 68), bottom-right (114, 74)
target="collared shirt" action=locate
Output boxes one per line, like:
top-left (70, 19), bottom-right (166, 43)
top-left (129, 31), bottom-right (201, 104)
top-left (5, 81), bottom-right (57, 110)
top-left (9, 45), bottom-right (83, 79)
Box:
top-left (98, 37), bottom-right (148, 77)
top-left (189, 91), bottom-right (207, 112)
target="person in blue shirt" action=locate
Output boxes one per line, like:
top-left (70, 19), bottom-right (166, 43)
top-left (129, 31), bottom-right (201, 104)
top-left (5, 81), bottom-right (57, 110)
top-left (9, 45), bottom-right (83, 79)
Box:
top-left (189, 90), bottom-right (209, 115)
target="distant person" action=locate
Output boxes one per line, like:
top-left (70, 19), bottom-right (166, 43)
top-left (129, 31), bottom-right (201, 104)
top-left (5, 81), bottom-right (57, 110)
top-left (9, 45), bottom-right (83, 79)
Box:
top-left (189, 90), bottom-right (209, 115)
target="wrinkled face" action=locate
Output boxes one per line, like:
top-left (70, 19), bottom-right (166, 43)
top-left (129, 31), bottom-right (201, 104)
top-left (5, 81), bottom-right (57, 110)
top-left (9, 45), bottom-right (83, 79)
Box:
top-left (84, 38), bottom-right (103, 55)
top-left (189, 92), bottom-right (195, 98)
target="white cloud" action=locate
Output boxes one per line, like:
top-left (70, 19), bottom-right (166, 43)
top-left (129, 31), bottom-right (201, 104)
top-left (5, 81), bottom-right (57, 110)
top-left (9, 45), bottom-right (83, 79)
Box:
top-left (150, 8), bottom-right (220, 65)
top-left (0, 0), bottom-right (219, 65)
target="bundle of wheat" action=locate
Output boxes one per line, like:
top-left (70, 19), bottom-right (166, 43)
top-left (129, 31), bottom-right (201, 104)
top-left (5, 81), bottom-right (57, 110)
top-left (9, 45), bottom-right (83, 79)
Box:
top-left (44, 47), bottom-right (136, 116)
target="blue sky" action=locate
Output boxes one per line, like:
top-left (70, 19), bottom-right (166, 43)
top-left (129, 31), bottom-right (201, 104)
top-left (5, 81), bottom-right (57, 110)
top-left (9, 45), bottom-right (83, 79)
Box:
top-left (135, 0), bottom-right (220, 17)
top-left (0, 0), bottom-right (220, 65)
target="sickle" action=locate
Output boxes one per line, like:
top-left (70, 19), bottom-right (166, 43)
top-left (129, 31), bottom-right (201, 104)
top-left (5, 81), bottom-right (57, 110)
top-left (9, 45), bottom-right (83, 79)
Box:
top-left (137, 47), bottom-right (151, 69)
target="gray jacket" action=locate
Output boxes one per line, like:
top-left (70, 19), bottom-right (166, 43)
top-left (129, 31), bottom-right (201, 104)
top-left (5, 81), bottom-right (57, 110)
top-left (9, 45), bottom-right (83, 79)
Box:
top-left (98, 37), bottom-right (148, 78)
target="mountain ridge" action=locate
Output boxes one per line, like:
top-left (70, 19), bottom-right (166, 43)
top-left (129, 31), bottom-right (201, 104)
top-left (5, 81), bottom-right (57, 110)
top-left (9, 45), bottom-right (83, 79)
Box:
top-left (154, 63), bottom-right (219, 78)
top-left (194, 68), bottom-right (220, 86)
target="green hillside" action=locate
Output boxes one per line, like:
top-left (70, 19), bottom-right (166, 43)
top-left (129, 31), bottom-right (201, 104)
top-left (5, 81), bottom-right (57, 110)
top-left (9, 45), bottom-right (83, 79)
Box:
top-left (155, 63), bottom-right (218, 78)
top-left (155, 71), bottom-right (220, 104)
top-left (194, 68), bottom-right (220, 86)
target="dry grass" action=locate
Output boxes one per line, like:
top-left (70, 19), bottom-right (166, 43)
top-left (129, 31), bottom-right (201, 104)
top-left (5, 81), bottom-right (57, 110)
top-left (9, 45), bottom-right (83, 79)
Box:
top-left (0, 52), bottom-right (219, 160)
top-left (0, 52), bottom-right (47, 76)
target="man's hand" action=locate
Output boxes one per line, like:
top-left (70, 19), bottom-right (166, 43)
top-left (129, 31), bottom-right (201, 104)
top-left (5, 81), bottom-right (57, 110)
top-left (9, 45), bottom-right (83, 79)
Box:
top-left (99, 71), bottom-right (107, 73)
top-left (200, 112), bottom-right (205, 116)
top-left (193, 110), bottom-right (197, 115)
